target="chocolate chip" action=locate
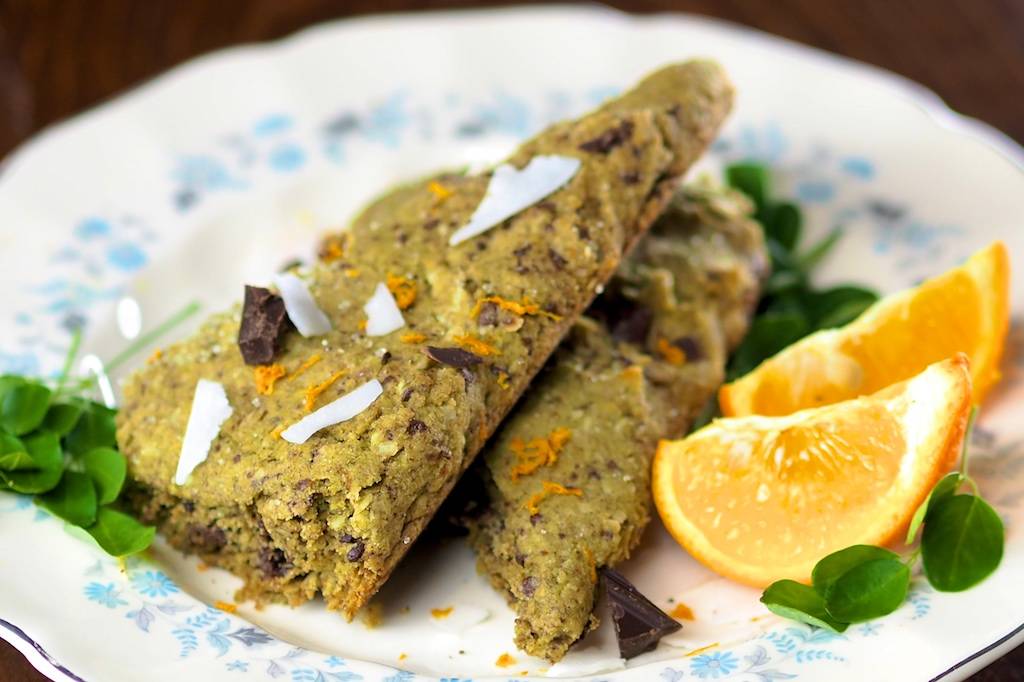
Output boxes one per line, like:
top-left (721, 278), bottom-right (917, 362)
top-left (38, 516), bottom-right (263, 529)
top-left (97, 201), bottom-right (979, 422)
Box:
top-left (590, 291), bottom-right (653, 346)
top-left (258, 547), bottom-right (292, 578)
top-left (673, 336), bottom-right (704, 361)
top-left (339, 533), bottom-right (356, 543)
top-left (621, 170), bottom-right (640, 184)
top-left (295, 479), bottom-right (311, 491)
top-left (548, 248), bottom-right (568, 270)
top-left (238, 285), bottom-right (292, 365)
top-left (401, 387), bottom-right (414, 402)
top-left (187, 524), bottom-right (226, 552)
top-left (578, 121), bottom-right (635, 154)
top-left (346, 541), bottom-right (365, 562)
top-left (603, 568), bottom-right (681, 659)
top-left (459, 367), bottom-right (476, 388)
top-left (183, 501), bottom-right (195, 513)
top-left (380, 350), bottom-right (392, 365)
top-left (423, 218), bottom-right (440, 230)
top-left (477, 301), bottom-right (500, 327)
top-left (530, 513), bottom-right (543, 526)
top-left (522, 576), bottom-right (539, 597)
top-left (423, 346), bottom-right (483, 369)
top-left (407, 419), bottom-right (428, 435)
top-left (515, 553), bottom-right (527, 567)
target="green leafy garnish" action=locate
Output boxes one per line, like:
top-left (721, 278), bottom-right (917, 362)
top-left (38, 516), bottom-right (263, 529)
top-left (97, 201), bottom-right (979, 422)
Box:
top-left (0, 301), bottom-right (199, 558)
top-left (762, 415), bottom-right (1004, 631)
top-left (723, 162), bottom-right (880, 380)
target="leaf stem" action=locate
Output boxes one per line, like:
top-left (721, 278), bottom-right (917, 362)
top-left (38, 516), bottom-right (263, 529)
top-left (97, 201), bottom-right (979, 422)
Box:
top-left (54, 329), bottom-right (83, 396)
top-left (103, 301), bottom-right (201, 374)
top-left (959, 406), bottom-right (979, 478)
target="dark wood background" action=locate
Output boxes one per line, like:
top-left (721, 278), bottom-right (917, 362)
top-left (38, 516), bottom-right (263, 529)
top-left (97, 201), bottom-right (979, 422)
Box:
top-left (0, 1), bottom-right (1021, 680)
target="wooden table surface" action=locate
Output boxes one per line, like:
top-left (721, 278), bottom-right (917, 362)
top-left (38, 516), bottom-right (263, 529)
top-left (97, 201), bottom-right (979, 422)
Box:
top-left (0, 1), bottom-right (1021, 680)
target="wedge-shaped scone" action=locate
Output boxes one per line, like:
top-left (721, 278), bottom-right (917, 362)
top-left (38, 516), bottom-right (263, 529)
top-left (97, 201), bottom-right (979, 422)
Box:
top-left (118, 61), bottom-right (734, 618)
top-left (467, 182), bottom-right (767, 661)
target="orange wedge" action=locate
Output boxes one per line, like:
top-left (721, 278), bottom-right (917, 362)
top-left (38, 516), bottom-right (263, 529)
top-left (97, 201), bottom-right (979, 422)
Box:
top-left (653, 355), bottom-right (972, 587)
top-left (720, 241), bottom-right (1009, 417)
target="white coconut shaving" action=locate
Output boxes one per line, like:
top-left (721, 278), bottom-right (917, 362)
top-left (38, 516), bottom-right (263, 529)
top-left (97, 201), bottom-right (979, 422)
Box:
top-left (174, 379), bottom-right (233, 486)
top-left (363, 282), bottom-right (405, 336)
top-left (273, 272), bottom-right (332, 336)
top-left (280, 379), bottom-right (383, 444)
top-left (429, 604), bottom-right (491, 634)
top-left (448, 155), bottom-right (581, 245)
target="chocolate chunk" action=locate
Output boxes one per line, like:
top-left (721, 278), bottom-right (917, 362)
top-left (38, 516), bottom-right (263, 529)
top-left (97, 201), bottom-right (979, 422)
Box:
top-left (578, 121), bottom-right (635, 154)
top-left (238, 285), bottom-right (292, 365)
top-left (186, 523), bottom-right (227, 553)
top-left (602, 568), bottom-right (681, 659)
top-left (424, 346), bottom-right (483, 369)
top-left (380, 350), bottom-right (392, 366)
top-left (522, 576), bottom-right (539, 597)
top-left (407, 419), bottom-right (428, 435)
top-left (401, 387), bottom-right (414, 402)
top-left (548, 248), bottom-right (568, 270)
top-left (621, 170), bottom-right (641, 185)
top-left (339, 533), bottom-right (356, 543)
top-left (673, 336), bottom-right (705, 361)
top-left (258, 547), bottom-right (292, 578)
top-left (477, 301), bottom-right (500, 326)
top-left (346, 541), bottom-right (365, 562)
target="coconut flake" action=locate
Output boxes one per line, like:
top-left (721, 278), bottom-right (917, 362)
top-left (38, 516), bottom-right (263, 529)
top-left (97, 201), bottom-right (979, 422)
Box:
top-left (363, 282), bottom-right (405, 336)
top-left (174, 379), bottom-right (233, 485)
top-left (280, 379), bottom-right (383, 444)
top-left (429, 604), bottom-right (490, 634)
top-left (273, 272), bottom-right (332, 337)
top-left (448, 155), bottom-right (581, 246)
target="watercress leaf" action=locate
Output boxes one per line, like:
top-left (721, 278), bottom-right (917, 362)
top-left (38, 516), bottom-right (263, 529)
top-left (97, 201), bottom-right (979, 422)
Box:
top-left (764, 201), bottom-right (802, 251)
top-left (0, 432), bottom-right (30, 469)
top-left (766, 238), bottom-right (802, 275)
top-left (86, 507), bottom-right (155, 558)
top-left (0, 432), bottom-right (63, 493)
top-left (43, 401), bottom-right (84, 437)
top-left (922, 494), bottom-right (1004, 591)
top-left (0, 375), bottom-right (26, 403)
top-left (811, 545), bottom-right (900, 597)
top-left (38, 470), bottom-right (98, 527)
top-left (725, 162), bottom-right (770, 215)
top-left (65, 402), bottom-right (117, 456)
top-left (906, 472), bottom-right (964, 544)
top-left (824, 558), bottom-right (910, 622)
top-left (728, 313), bottom-right (810, 380)
top-left (798, 227), bottom-right (844, 272)
top-left (764, 270), bottom-right (807, 298)
top-left (0, 382), bottom-right (52, 435)
top-left (760, 579), bottom-right (849, 633)
top-left (802, 286), bottom-right (879, 330)
top-left (82, 447), bottom-right (126, 505)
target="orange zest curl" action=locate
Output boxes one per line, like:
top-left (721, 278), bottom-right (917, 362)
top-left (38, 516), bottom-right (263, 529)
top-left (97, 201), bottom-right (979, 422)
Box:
top-left (510, 427), bottom-right (571, 481)
top-left (319, 235), bottom-right (347, 262)
top-left (453, 334), bottom-right (501, 356)
top-left (304, 370), bottom-right (346, 411)
top-left (401, 332), bottom-right (427, 344)
top-left (656, 337), bottom-right (687, 365)
top-left (470, 295), bottom-right (562, 321)
top-left (254, 364), bottom-right (287, 396)
top-left (289, 354), bottom-right (322, 380)
top-left (214, 600), bottom-right (238, 614)
top-left (430, 606), bottom-right (453, 619)
top-left (427, 180), bottom-right (452, 201)
top-left (496, 371), bottom-right (511, 390)
top-left (386, 274), bottom-right (418, 310)
top-left (524, 480), bottom-right (582, 515)
top-left (146, 348), bottom-right (163, 365)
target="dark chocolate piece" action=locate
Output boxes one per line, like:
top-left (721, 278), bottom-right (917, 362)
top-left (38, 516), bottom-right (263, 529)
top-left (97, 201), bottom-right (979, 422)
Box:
top-left (578, 121), bottom-right (635, 154)
top-left (346, 541), bottom-right (365, 562)
top-left (423, 346), bottom-right (483, 369)
top-left (238, 285), bottom-right (291, 365)
top-left (602, 568), bottom-right (681, 659)
top-left (673, 335), bottom-right (705, 361)
top-left (258, 547), bottom-right (292, 578)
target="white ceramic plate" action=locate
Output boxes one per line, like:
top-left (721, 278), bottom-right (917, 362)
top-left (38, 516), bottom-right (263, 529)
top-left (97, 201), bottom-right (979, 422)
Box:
top-left (1, 6), bottom-right (1022, 682)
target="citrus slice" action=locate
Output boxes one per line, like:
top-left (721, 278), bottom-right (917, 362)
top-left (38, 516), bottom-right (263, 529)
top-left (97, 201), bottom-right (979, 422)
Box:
top-left (653, 355), bottom-right (972, 587)
top-left (720, 241), bottom-right (1009, 417)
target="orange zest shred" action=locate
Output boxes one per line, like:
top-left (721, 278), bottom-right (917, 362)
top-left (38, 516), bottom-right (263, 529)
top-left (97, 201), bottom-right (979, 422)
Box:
top-left (453, 334), bottom-right (501, 356)
top-left (430, 606), bottom-right (453, 619)
top-left (289, 354), bottom-right (322, 381)
top-left (524, 480), bottom-right (582, 515)
top-left (386, 274), bottom-right (418, 310)
top-left (398, 653), bottom-right (408, 662)
top-left (656, 338), bottom-right (687, 365)
top-left (510, 427), bottom-right (571, 481)
top-left (686, 643), bottom-right (720, 658)
top-left (401, 332), bottom-right (427, 344)
top-left (470, 295), bottom-right (562, 321)
top-left (254, 364), bottom-right (287, 396)
top-left (196, 562), bottom-right (209, 572)
top-left (344, 268), bottom-right (360, 278)
top-left (427, 180), bottom-right (452, 201)
top-left (146, 348), bottom-right (163, 365)
top-left (670, 602), bottom-right (695, 621)
top-left (584, 547), bottom-right (597, 584)
top-left (496, 371), bottom-right (511, 390)
top-left (495, 653), bottom-right (517, 668)
top-left (214, 600), bottom-right (238, 614)
top-left (304, 370), bottom-right (346, 411)
top-left (358, 319), bottom-right (368, 332)
top-left (270, 424), bottom-right (285, 440)
top-left (319, 235), bottom-right (347, 262)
